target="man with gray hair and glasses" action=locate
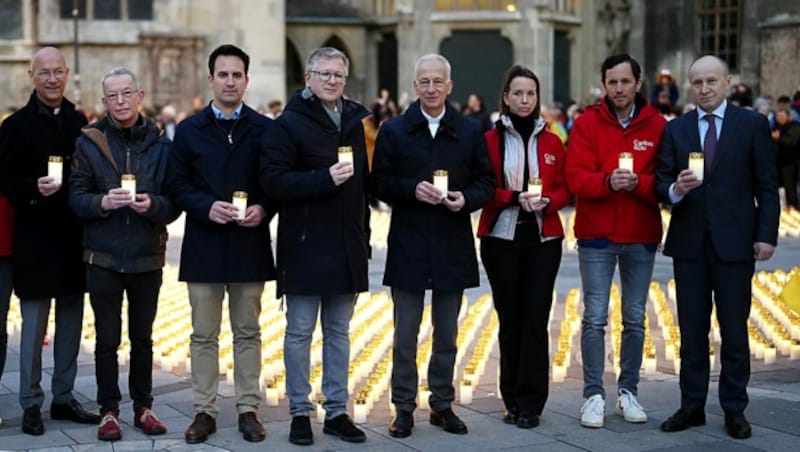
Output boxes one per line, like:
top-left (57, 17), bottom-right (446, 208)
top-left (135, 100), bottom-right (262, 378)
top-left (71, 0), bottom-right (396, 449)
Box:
top-left (261, 46), bottom-right (369, 446)
top-left (69, 67), bottom-right (178, 441)
top-left (0, 46), bottom-right (100, 436)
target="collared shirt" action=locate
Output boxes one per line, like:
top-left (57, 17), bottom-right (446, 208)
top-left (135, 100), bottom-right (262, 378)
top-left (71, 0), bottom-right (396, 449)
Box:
top-left (619, 104), bottom-right (636, 129)
top-left (211, 102), bottom-right (243, 120)
top-left (421, 107), bottom-right (445, 138)
top-left (697, 100), bottom-right (727, 150)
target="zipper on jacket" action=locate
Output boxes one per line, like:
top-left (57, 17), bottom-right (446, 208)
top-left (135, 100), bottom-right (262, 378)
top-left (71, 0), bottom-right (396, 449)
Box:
top-left (213, 116), bottom-right (243, 145)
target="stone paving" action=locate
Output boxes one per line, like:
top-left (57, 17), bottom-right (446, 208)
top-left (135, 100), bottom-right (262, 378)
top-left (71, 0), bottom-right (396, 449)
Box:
top-left (0, 212), bottom-right (797, 451)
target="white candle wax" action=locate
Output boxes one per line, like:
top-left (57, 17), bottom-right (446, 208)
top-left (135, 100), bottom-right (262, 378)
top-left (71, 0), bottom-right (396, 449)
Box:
top-left (552, 364), bottom-right (566, 382)
top-left (316, 399), bottom-right (326, 423)
top-left (763, 346), bottom-right (777, 364)
top-left (338, 146), bottom-right (353, 164)
top-left (688, 153), bottom-right (704, 181)
top-left (121, 174), bottom-right (136, 202)
top-left (265, 386), bottom-right (280, 406)
top-left (232, 191), bottom-right (248, 221)
top-left (48, 156), bottom-right (63, 185)
top-left (618, 152), bottom-right (634, 172)
top-left (790, 343), bottom-right (800, 360)
top-left (433, 170), bottom-right (448, 199)
top-left (527, 178), bottom-right (543, 202)
top-left (353, 400), bottom-right (368, 424)
top-left (459, 380), bottom-right (473, 404)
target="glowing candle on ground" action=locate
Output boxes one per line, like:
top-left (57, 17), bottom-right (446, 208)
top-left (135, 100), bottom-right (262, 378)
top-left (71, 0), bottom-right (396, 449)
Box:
top-left (459, 379), bottom-right (473, 404)
top-left (353, 398), bottom-right (368, 424)
top-left (48, 155), bottom-right (63, 185)
top-left (338, 146), bottom-right (353, 164)
top-left (527, 177), bottom-right (543, 202)
top-left (121, 174), bottom-right (136, 202)
top-left (232, 191), bottom-right (248, 221)
top-left (688, 152), bottom-right (704, 181)
top-left (316, 398), bottom-right (326, 423)
top-left (764, 345), bottom-right (777, 364)
top-left (433, 170), bottom-right (448, 199)
top-left (265, 383), bottom-right (280, 406)
top-left (618, 152), bottom-right (633, 172)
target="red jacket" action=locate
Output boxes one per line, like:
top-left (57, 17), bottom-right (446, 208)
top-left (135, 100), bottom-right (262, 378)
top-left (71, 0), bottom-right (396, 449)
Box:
top-left (477, 125), bottom-right (570, 238)
top-left (0, 194), bottom-right (13, 256)
top-left (565, 96), bottom-right (665, 243)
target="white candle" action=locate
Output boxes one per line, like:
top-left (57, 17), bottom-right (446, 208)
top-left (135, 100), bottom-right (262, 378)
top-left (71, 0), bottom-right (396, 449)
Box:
top-left (763, 345), bottom-right (777, 364)
top-left (232, 191), bottom-right (248, 221)
top-left (552, 364), bottom-right (566, 382)
top-left (688, 152), bottom-right (704, 181)
top-left (265, 384), bottom-right (280, 406)
top-left (433, 170), bottom-right (448, 199)
top-left (121, 174), bottom-right (136, 202)
top-left (338, 146), bottom-right (353, 164)
top-left (48, 155), bottom-right (63, 185)
top-left (618, 152), bottom-right (633, 172)
top-left (353, 399), bottom-right (368, 424)
top-left (527, 177), bottom-right (543, 202)
top-left (673, 357), bottom-right (681, 375)
top-left (459, 380), bottom-right (473, 404)
top-left (644, 356), bottom-right (657, 375)
top-left (790, 341), bottom-right (800, 360)
top-left (316, 398), bottom-right (326, 423)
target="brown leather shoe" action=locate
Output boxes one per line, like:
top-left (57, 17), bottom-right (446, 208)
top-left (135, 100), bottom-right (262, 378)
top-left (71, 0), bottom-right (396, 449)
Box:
top-left (184, 413), bottom-right (216, 444)
top-left (238, 412), bottom-right (266, 442)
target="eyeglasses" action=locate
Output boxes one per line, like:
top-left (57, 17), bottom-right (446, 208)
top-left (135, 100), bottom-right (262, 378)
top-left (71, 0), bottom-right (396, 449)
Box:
top-left (35, 68), bottom-right (67, 80)
top-left (416, 78), bottom-right (447, 90)
top-left (309, 70), bottom-right (347, 83)
top-left (105, 90), bottom-right (139, 103)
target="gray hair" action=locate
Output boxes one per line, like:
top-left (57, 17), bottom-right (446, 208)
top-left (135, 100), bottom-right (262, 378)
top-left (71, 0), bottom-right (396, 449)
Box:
top-left (306, 47), bottom-right (349, 75)
top-left (101, 67), bottom-right (140, 92)
top-left (414, 54), bottom-right (451, 80)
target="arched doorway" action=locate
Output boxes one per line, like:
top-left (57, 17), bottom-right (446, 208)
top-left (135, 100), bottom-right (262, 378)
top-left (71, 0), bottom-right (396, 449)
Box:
top-left (286, 38), bottom-right (304, 99)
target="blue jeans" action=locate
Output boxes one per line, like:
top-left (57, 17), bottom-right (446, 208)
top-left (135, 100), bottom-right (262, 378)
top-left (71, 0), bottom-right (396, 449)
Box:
top-left (578, 243), bottom-right (655, 399)
top-left (284, 293), bottom-right (356, 418)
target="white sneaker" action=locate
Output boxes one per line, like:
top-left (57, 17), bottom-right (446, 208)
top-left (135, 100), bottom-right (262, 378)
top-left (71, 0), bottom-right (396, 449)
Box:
top-left (580, 394), bottom-right (605, 428)
top-left (615, 388), bottom-right (648, 423)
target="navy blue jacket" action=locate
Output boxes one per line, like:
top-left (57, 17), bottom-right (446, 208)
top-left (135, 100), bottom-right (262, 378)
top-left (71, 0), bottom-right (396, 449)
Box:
top-left (261, 91), bottom-right (370, 296)
top-left (69, 115), bottom-right (179, 273)
top-left (169, 104), bottom-right (276, 283)
top-left (371, 101), bottom-right (495, 291)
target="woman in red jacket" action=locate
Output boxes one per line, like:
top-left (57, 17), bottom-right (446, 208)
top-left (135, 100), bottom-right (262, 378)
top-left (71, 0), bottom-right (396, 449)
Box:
top-left (477, 65), bottom-right (571, 428)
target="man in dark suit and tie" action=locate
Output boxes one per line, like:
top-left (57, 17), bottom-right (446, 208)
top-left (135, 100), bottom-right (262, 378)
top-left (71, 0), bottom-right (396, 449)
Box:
top-left (656, 55), bottom-right (780, 440)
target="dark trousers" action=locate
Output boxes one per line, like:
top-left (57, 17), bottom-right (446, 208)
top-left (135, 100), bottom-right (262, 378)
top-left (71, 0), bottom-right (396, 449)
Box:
top-left (0, 257), bottom-right (11, 378)
top-left (673, 235), bottom-right (753, 415)
top-left (391, 288), bottom-right (462, 413)
top-left (779, 163), bottom-right (799, 208)
top-left (480, 224), bottom-right (562, 415)
top-left (87, 265), bottom-right (161, 413)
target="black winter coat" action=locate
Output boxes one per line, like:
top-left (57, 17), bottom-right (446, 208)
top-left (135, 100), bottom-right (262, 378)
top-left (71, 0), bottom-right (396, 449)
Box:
top-left (371, 101), bottom-right (495, 291)
top-left (169, 104), bottom-right (276, 283)
top-left (0, 92), bottom-right (87, 298)
top-left (69, 115), bottom-right (180, 273)
top-left (261, 91), bottom-right (371, 296)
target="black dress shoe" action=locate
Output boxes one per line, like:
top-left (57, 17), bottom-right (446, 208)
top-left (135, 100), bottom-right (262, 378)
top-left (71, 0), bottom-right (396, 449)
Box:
top-left (238, 412), bottom-right (266, 442)
top-left (516, 413), bottom-right (540, 429)
top-left (185, 412), bottom-right (216, 444)
top-left (502, 409), bottom-right (519, 425)
top-left (289, 415), bottom-right (314, 445)
top-left (660, 408), bottom-right (706, 432)
top-left (323, 414), bottom-right (366, 443)
top-left (430, 407), bottom-right (468, 434)
top-left (50, 399), bottom-right (101, 424)
top-left (23, 405), bottom-right (44, 436)
top-left (724, 412), bottom-right (752, 439)
top-left (388, 410), bottom-right (414, 438)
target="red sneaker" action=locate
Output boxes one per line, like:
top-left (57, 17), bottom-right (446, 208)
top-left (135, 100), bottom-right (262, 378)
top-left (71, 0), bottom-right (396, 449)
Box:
top-left (134, 407), bottom-right (167, 435)
top-left (97, 412), bottom-right (122, 441)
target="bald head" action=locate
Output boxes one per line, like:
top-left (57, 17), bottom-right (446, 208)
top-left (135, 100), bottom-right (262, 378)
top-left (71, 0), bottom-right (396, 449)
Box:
top-left (688, 55), bottom-right (731, 113)
top-left (29, 46), bottom-right (69, 108)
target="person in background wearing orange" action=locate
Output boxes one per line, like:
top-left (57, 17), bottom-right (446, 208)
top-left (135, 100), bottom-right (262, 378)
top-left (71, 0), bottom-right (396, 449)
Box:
top-left (477, 65), bottom-right (570, 429)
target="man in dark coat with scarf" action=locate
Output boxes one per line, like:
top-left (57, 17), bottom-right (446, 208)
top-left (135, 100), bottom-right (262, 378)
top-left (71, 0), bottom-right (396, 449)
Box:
top-left (261, 46), bottom-right (369, 446)
top-left (169, 44), bottom-right (275, 444)
top-left (0, 46), bottom-right (100, 435)
top-left (371, 53), bottom-right (495, 438)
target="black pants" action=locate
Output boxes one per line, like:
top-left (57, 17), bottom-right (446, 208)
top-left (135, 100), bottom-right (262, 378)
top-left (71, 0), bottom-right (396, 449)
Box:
top-left (87, 265), bottom-right (161, 413)
top-left (480, 224), bottom-right (562, 415)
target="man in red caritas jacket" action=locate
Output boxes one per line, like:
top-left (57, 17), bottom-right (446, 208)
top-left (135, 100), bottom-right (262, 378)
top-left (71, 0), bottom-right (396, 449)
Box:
top-left (565, 54), bottom-right (665, 429)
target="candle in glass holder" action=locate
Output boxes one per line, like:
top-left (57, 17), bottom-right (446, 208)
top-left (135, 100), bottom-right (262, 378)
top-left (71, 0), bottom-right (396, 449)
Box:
top-left (527, 177), bottom-right (543, 202)
top-left (121, 174), bottom-right (136, 202)
top-left (618, 152), bottom-right (634, 172)
top-left (338, 146), bottom-right (353, 164)
top-left (353, 398), bottom-right (368, 423)
top-left (48, 155), bottom-right (63, 185)
top-left (316, 398), bottom-right (326, 423)
top-left (433, 169), bottom-right (448, 199)
top-left (232, 191), bottom-right (248, 221)
top-left (688, 152), bottom-right (704, 181)
top-left (459, 379), bottom-right (473, 404)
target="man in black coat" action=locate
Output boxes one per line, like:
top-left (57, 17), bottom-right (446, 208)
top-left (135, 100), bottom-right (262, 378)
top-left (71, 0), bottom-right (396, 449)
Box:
top-left (169, 44), bottom-right (275, 444)
top-left (69, 67), bottom-right (179, 441)
top-left (0, 46), bottom-right (100, 435)
top-left (371, 54), bottom-right (495, 438)
top-left (261, 46), bottom-right (369, 446)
